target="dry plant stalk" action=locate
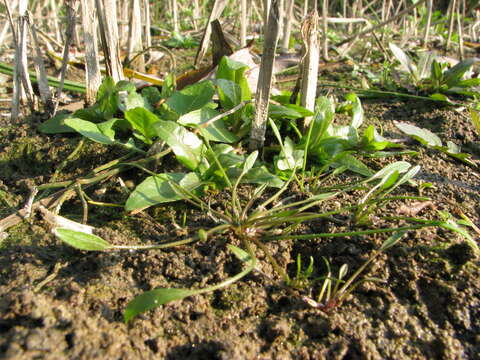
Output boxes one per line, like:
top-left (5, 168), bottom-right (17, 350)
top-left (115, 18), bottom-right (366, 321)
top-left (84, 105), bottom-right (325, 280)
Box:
top-left (240, 0), bottom-right (248, 47)
top-left (446, 0), bottom-right (457, 50)
top-left (321, 0), bottom-right (328, 60)
top-left (96, 0), bottom-right (124, 82)
top-left (142, 0), bottom-right (152, 56)
top-left (249, 0), bottom-right (280, 151)
top-left (81, 0), bottom-right (102, 106)
top-left (194, 0), bottom-right (227, 66)
top-left (28, 12), bottom-right (54, 114)
top-left (12, 0), bottom-right (36, 121)
top-left (281, 0), bottom-right (294, 52)
top-left (53, 0), bottom-right (76, 114)
top-left (300, 8), bottom-right (319, 129)
top-left (422, 0), bottom-right (433, 47)
top-left (337, 0), bottom-right (428, 47)
top-left (127, 0), bottom-right (145, 72)
top-left (172, 0), bottom-right (179, 33)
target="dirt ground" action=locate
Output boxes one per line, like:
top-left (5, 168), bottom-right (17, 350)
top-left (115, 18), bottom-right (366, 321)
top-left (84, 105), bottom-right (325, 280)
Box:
top-left (0, 79), bottom-right (479, 359)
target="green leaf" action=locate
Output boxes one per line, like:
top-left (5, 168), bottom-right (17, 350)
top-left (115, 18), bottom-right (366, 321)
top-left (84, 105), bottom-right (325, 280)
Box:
top-left (96, 77), bottom-right (118, 118)
top-left (334, 153), bottom-right (372, 177)
top-left (470, 108), bottom-right (480, 135)
top-left (64, 118), bottom-right (115, 145)
top-left (394, 122), bottom-right (442, 147)
top-left (217, 56), bottom-right (249, 82)
top-left (389, 43), bottom-right (417, 78)
top-left (161, 73), bottom-right (176, 98)
top-left (438, 221), bottom-right (479, 255)
top-left (125, 107), bottom-right (160, 144)
top-left (268, 104), bottom-right (314, 119)
top-left (179, 107), bottom-right (238, 143)
top-left (124, 288), bottom-right (197, 323)
top-left (123, 92), bottom-right (153, 112)
top-left (124, 243), bottom-right (256, 323)
top-left (429, 93), bottom-right (453, 103)
top-left (240, 166), bottom-right (284, 188)
top-left (417, 51), bottom-right (435, 79)
top-left (307, 96), bottom-right (335, 150)
top-left (455, 78), bottom-right (480, 88)
top-left (443, 58), bottom-right (475, 88)
top-left (345, 93), bottom-right (364, 129)
top-left (125, 172), bottom-right (201, 211)
top-left (217, 78), bottom-right (242, 109)
top-left (55, 228), bottom-right (112, 251)
top-left (141, 86), bottom-right (162, 106)
top-left (115, 80), bottom-right (137, 94)
top-left (154, 120), bottom-right (204, 170)
top-left (243, 151), bottom-right (259, 174)
top-left (166, 81), bottom-right (215, 115)
top-left (380, 231), bottom-right (406, 251)
top-left (38, 112), bottom-right (76, 134)
top-left (369, 161), bottom-right (411, 181)
top-left (276, 137), bottom-right (304, 171)
top-left (199, 120), bottom-right (239, 143)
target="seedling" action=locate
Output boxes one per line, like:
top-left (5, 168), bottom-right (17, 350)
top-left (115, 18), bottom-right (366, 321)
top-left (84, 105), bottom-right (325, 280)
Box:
top-left (388, 43), bottom-right (480, 100)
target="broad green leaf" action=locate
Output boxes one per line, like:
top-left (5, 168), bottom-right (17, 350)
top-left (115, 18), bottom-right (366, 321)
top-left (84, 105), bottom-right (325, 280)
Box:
top-left (154, 120), bottom-right (204, 170)
top-left (417, 51), bottom-right (435, 79)
top-left (431, 60), bottom-right (443, 81)
top-left (227, 166), bottom-right (284, 188)
top-left (125, 107), bottom-right (160, 144)
top-left (115, 80), bottom-right (137, 94)
top-left (64, 118), bottom-right (115, 145)
top-left (217, 56), bottom-right (249, 82)
top-left (124, 288), bottom-right (197, 323)
top-left (97, 118), bottom-right (123, 139)
top-left (345, 93), bottom-right (364, 129)
top-left (125, 172), bottom-right (201, 211)
top-left (161, 73), bottom-right (176, 99)
top-left (124, 243), bottom-right (256, 322)
top-left (166, 81), bottom-right (215, 115)
top-left (429, 93), bottom-right (452, 103)
top-left (217, 78), bottom-right (242, 109)
top-left (269, 104), bottom-right (314, 119)
top-left (455, 78), bottom-right (480, 88)
top-left (199, 120), bottom-right (239, 143)
top-left (123, 92), bottom-right (153, 112)
top-left (389, 43), bottom-right (417, 79)
top-left (243, 151), bottom-right (259, 174)
top-left (443, 58), bottom-right (476, 87)
top-left (379, 170), bottom-right (400, 191)
top-left (96, 77), bottom-right (118, 118)
top-left (141, 86), bottom-right (162, 105)
top-left (470, 108), bottom-right (480, 135)
top-left (441, 142), bottom-right (476, 166)
top-left (277, 137), bottom-right (304, 171)
top-left (334, 153), bottom-right (372, 177)
top-left (38, 112), bottom-right (76, 133)
top-left (55, 228), bottom-right (112, 251)
top-left (179, 107), bottom-right (239, 143)
top-left (394, 122), bottom-right (442, 147)
top-left (369, 161), bottom-right (411, 181)
top-left (216, 57), bottom-right (251, 102)
top-left (307, 96), bottom-right (335, 150)
top-left (178, 107), bottom-right (219, 125)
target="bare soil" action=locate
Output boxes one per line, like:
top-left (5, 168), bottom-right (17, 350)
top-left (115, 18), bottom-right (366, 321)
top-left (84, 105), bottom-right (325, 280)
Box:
top-left (0, 90), bottom-right (479, 359)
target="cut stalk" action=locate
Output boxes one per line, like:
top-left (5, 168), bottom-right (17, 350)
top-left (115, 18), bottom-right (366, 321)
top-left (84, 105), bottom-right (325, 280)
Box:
top-left (249, 0), bottom-right (280, 150)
